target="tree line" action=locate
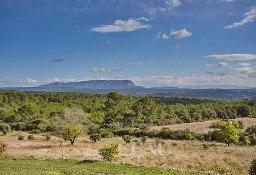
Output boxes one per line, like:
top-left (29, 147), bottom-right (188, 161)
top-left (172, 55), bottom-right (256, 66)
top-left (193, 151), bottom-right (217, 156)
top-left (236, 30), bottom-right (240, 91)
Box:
top-left (0, 90), bottom-right (256, 134)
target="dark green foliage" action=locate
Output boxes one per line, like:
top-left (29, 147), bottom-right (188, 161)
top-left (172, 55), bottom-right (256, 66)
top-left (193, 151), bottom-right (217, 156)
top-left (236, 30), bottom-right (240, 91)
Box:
top-left (0, 123), bottom-right (11, 135)
top-left (27, 135), bottom-right (35, 140)
top-left (249, 159), bottom-right (256, 175)
top-left (0, 90), bottom-right (256, 136)
top-left (141, 136), bottom-right (148, 145)
top-left (89, 133), bottom-right (101, 142)
top-left (122, 135), bottom-right (133, 143)
top-left (17, 135), bottom-right (24, 140)
top-left (246, 125), bottom-right (256, 135)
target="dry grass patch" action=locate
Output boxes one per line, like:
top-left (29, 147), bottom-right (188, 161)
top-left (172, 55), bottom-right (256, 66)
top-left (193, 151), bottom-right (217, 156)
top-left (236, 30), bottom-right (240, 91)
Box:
top-left (1, 131), bottom-right (255, 174)
top-left (151, 117), bottom-right (256, 132)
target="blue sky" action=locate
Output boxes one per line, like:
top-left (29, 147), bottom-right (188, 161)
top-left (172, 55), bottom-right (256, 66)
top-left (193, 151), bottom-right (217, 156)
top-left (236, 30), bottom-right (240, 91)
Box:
top-left (0, 0), bottom-right (256, 88)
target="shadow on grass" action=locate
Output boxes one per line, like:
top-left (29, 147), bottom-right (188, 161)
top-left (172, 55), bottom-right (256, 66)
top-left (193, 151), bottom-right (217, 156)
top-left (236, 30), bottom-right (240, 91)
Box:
top-left (78, 159), bottom-right (98, 164)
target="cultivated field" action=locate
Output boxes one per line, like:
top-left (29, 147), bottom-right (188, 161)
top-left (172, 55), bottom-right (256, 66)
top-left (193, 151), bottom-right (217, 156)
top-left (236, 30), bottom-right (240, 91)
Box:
top-left (1, 128), bottom-right (256, 175)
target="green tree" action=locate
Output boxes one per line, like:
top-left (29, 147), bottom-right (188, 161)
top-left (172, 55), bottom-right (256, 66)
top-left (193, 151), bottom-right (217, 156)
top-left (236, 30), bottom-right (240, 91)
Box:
top-left (219, 122), bottom-right (239, 146)
top-left (51, 108), bottom-right (87, 145)
top-left (132, 96), bottom-right (157, 123)
top-left (63, 124), bottom-right (83, 145)
top-left (103, 92), bottom-right (130, 128)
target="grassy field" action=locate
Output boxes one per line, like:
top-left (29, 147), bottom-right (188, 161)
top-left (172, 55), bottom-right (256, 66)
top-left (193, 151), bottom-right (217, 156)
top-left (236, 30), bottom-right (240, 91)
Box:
top-left (0, 158), bottom-right (200, 175)
top-left (1, 118), bottom-right (256, 175)
top-left (151, 117), bottom-right (256, 132)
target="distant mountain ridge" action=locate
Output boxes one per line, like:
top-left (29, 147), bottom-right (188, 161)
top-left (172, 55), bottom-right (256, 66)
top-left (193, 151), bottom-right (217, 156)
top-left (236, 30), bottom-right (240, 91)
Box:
top-left (37, 80), bottom-right (143, 91)
top-left (1, 80), bottom-right (256, 99)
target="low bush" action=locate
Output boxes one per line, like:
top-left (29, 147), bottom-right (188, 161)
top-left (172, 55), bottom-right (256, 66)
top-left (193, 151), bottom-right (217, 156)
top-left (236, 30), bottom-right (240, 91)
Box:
top-left (202, 143), bottom-right (209, 150)
top-left (89, 133), bottom-right (101, 142)
top-left (140, 136), bottom-right (148, 145)
top-left (27, 135), bottom-right (35, 140)
top-left (17, 135), bottom-right (24, 140)
top-left (0, 123), bottom-right (11, 135)
top-left (99, 143), bottom-right (119, 162)
top-left (45, 133), bottom-right (51, 141)
top-left (122, 135), bottom-right (132, 143)
top-left (0, 140), bottom-right (7, 155)
top-left (249, 159), bottom-right (256, 175)
top-left (100, 131), bottom-right (114, 138)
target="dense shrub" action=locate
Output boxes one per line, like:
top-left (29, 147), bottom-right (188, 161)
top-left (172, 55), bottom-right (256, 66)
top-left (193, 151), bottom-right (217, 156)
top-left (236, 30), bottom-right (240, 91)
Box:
top-left (99, 144), bottom-right (119, 162)
top-left (249, 159), bottom-right (256, 175)
top-left (246, 125), bottom-right (256, 135)
top-left (122, 135), bottom-right (132, 143)
top-left (89, 133), bottom-right (101, 142)
top-left (100, 131), bottom-right (114, 138)
top-left (141, 136), bottom-right (148, 145)
top-left (0, 123), bottom-right (11, 135)
top-left (17, 135), bottom-right (24, 140)
top-left (27, 135), bottom-right (35, 140)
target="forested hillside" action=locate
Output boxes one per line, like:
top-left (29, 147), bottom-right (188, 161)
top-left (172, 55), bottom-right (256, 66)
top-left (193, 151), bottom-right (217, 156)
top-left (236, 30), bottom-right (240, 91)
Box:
top-left (0, 90), bottom-right (255, 134)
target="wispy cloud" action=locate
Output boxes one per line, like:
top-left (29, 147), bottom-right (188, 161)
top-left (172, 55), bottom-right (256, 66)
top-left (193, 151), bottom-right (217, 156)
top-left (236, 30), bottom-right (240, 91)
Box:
top-left (90, 67), bottom-right (120, 73)
top-left (131, 61), bottom-right (154, 66)
top-left (224, 6), bottom-right (256, 29)
top-left (51, 58), bottom-right (64, 62)
top-left (26, 78), bottom-right (37, 83)
top-left (218, 62), bottom-right (229, 67)
top-left (160, 28), bottom-right (192, 40)
top-left (127, 74), bottom-right (255, 87)
top-left (205, 64), bottom-right (213, 67)
top-left (47, 78), bottom-right (77, 83)
top-left (90, 18), bottom-right (151, 33)
top-left (238, 63), bottom-right (251, 67)
top-left (165, 0), bottom-right (182, 9)
top-left (206, 54), bottom-right (256, 61)
top-left (219, 0), bottom-right (236, 2)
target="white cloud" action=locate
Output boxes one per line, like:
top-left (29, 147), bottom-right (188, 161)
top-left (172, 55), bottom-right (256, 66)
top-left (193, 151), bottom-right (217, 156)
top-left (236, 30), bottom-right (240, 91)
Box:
top-left (131, 61), bottom-right (154, 66)
top-left (127, 74), bottom-right (255, 87)
top-left (90, 18), bottom-right (151, 33)
top-left (218, 62), bottom-right (229, 67)
top-left (161, 28), bottom-right (192, 40)
top-left (165, 0), bottom-right (182, 9)
top-left (238, 63), bottom-right (251, 67)
top-left (90, 67), bottom-right (120, 73)
top-left (234, 67), bottom-right (254, 74)
top-left (206, 54), bottom-right (256, 61)
top-left (26, 78), bottom-right (37, 83)
top-left (48, 78), bottom-right (76, 83)
top-left (136, 17), bottom-right (149, 22)
top-left (224, 6), bottom-right (256, 29)
top-left (220, 0), bottom-right (235, 2)
top-left (205, 64), bottom-right (213, 67)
